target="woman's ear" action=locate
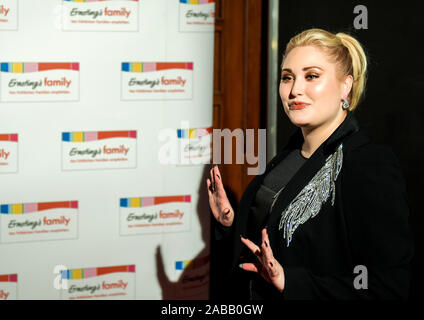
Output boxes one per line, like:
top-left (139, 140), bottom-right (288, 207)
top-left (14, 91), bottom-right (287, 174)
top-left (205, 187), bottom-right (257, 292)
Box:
top-left (342, 75), bottom-right (354, 100)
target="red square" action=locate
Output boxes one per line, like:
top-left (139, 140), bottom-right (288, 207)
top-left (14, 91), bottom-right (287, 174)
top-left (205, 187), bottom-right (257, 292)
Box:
top-left (9, 274), bottom-right (17, 282)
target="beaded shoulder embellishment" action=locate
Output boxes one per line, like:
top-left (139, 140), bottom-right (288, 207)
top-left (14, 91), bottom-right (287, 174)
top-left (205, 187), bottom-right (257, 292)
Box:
top-left (278, 143), bottom-right (344, 247)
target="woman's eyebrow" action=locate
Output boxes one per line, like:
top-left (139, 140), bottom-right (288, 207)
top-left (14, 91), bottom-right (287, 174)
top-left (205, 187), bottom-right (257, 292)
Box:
top-left (281, 66), bottom-right (324, 72)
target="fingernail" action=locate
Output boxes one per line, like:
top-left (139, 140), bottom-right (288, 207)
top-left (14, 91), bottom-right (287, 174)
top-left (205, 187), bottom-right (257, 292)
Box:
top-left (238, 263), bottom-right (243, 269)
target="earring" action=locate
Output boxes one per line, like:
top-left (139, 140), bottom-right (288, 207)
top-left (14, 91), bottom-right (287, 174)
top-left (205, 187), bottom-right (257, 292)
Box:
top-left (342, 99), bottom-right (350, 110)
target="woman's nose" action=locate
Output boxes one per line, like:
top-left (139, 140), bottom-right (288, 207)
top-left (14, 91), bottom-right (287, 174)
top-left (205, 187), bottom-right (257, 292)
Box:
top-left (290, 78), bottom-right (305, 97)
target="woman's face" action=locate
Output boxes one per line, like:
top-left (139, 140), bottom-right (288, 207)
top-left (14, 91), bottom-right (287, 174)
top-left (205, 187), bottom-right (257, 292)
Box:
top-left (280, 45), bottom-right (351, 129)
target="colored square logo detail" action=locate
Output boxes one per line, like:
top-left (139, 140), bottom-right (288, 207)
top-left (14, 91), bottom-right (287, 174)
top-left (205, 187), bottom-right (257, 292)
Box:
top-left (177, 129), bottom-right (186, 139)
top-left (130, 198), bottom-right (141, 208)
top-left (73, 132), bottom-right (84, 142)
top-left (122, 63), bottom-right (130, 72)
top-left (12, 204), bottom-right (23, 214)
top-left (129, 131), bottom-right (137, 138)
top-left (9, 274), bottom-right (18, 282)
top-left (1, 63), bottom-right (9, 72)
top-left (70, 201), bottom-right (78, 209)
top-left (61, 270), bottom-right (70, 280)
top-left (72, 269), bottom-right (83, 279)
top-left (62, 132), bottom-right (71, 142)
top-left (120, 198), bottom-right (128, 207)
top-left (175, 261), bottom-right (184, 270)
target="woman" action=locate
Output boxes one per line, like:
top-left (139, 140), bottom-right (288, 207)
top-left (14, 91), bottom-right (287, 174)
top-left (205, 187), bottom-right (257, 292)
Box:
top-left (207, 28), bottom-right (414, 300)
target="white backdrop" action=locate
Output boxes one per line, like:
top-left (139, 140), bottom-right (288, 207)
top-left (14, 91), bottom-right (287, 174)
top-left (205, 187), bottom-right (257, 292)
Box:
top-left (0, 0), bottom-right (215, 300)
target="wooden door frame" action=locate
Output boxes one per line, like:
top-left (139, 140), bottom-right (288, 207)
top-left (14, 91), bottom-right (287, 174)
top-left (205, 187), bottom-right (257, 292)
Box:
top-left (213, 0), bottom-right (265, 205)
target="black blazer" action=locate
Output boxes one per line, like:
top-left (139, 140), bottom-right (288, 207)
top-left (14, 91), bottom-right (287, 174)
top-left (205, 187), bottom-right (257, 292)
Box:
top-left (214, 111), bottom-right (414, 300)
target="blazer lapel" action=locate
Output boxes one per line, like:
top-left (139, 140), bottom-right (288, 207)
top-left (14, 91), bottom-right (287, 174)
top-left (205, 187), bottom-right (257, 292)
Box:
top-left (237, 127), bottom-right (305, 220)
top-left (234, 148), bottom-right (292, 236)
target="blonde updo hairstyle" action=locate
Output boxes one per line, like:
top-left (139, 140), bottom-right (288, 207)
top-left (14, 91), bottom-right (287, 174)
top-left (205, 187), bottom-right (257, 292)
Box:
top-left (282, 28), bottom-right (368, 111)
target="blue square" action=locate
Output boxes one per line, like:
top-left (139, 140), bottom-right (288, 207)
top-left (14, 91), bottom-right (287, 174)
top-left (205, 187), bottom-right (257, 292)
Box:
top-left (122, 62), bottom-right (130, 72)
top-left (0, 205), bottom-right (9, 214)
top-left (61, 270), bottom-right (70, 280)
top-left (0, 63), bottom-right (9, 73)
top-left (178, 129), bottom-right (186, 139)
top-left (175, 261), bottom-right (183, 270)
top-left (62, 132), bottom-right (71, 142)
top-left (120, 198), bottom-right (128, 207)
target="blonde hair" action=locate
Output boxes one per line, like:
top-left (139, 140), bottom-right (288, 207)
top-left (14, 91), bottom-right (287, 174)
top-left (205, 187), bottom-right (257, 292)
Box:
top-left (282, 28), bottom-right (368, 111)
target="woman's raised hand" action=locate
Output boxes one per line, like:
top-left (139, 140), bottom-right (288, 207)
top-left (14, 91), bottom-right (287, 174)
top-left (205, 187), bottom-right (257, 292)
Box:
top-left (206, 165), bottom-right (234, 227)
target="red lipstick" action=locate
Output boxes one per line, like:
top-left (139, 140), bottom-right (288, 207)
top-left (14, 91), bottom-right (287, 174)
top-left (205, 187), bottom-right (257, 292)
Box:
top-left (289, 101), bottom-right (310, 110)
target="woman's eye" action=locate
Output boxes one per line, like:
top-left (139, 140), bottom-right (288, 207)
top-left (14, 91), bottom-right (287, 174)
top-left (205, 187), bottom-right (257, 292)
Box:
top-left (306, 74), bottom-right (319, 80)
top-left (281, 75), bottom-right (292, 82)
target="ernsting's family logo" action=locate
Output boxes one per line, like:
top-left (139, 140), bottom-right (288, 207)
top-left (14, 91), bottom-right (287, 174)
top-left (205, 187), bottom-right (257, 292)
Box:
top-left (121, 62), bottom-right (193, 100)
top-left (58, 265), bottom-right (135, 300)
top-left (175, 255), bottom-right (210, 297)
top-left (62, 0), bottom-right (139, 32)
top-left (0, 62), bottom-right (79, 102)
top-left (0, 201), bottom-right (79, 244)
top-left (120, 195), bottom-right (191, 235)
top-left (179, 0), bottom-right (215, 32)
top-left (61, 130), bottom-right (137, 171)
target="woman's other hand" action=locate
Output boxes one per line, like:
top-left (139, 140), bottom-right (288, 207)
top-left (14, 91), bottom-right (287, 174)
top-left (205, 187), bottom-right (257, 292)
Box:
top-left (206, 165), bottom-right (234, 227)
top-left (240, 228), bottom-right (285, 293)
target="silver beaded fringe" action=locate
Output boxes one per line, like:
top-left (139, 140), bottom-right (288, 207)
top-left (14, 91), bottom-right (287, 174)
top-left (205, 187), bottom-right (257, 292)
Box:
top-left (278, 143), bottom-right (344, 247)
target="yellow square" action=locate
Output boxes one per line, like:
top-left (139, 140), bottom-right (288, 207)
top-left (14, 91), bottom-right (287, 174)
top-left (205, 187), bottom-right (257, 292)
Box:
top-left (72, 269), bottom-right (83, 280)
top-left (189, 129), bottom-right (196, 139)
top-left (189, 0), bottom-right (198, 4)
top-left (12, 63), bottom-right (23, 74)
top-left (130, 198), bottom-right (141, 208)
top-left (12, 204), bottom-right (23, 214)
top-left (133, 63), bottom-right (142, 73)
top-left (73, 132), bottom-right (84, 142)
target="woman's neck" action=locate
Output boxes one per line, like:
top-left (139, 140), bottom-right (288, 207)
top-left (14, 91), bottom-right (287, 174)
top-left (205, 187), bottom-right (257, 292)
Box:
top-left (300, 111), bottom-right (347, 158)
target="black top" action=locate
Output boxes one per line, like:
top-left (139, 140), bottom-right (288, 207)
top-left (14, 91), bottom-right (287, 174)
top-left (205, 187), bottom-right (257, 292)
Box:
top-left (246, 149), bottom-right (308, 247)
top-left (214, 111), bottom-right (414, 300)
